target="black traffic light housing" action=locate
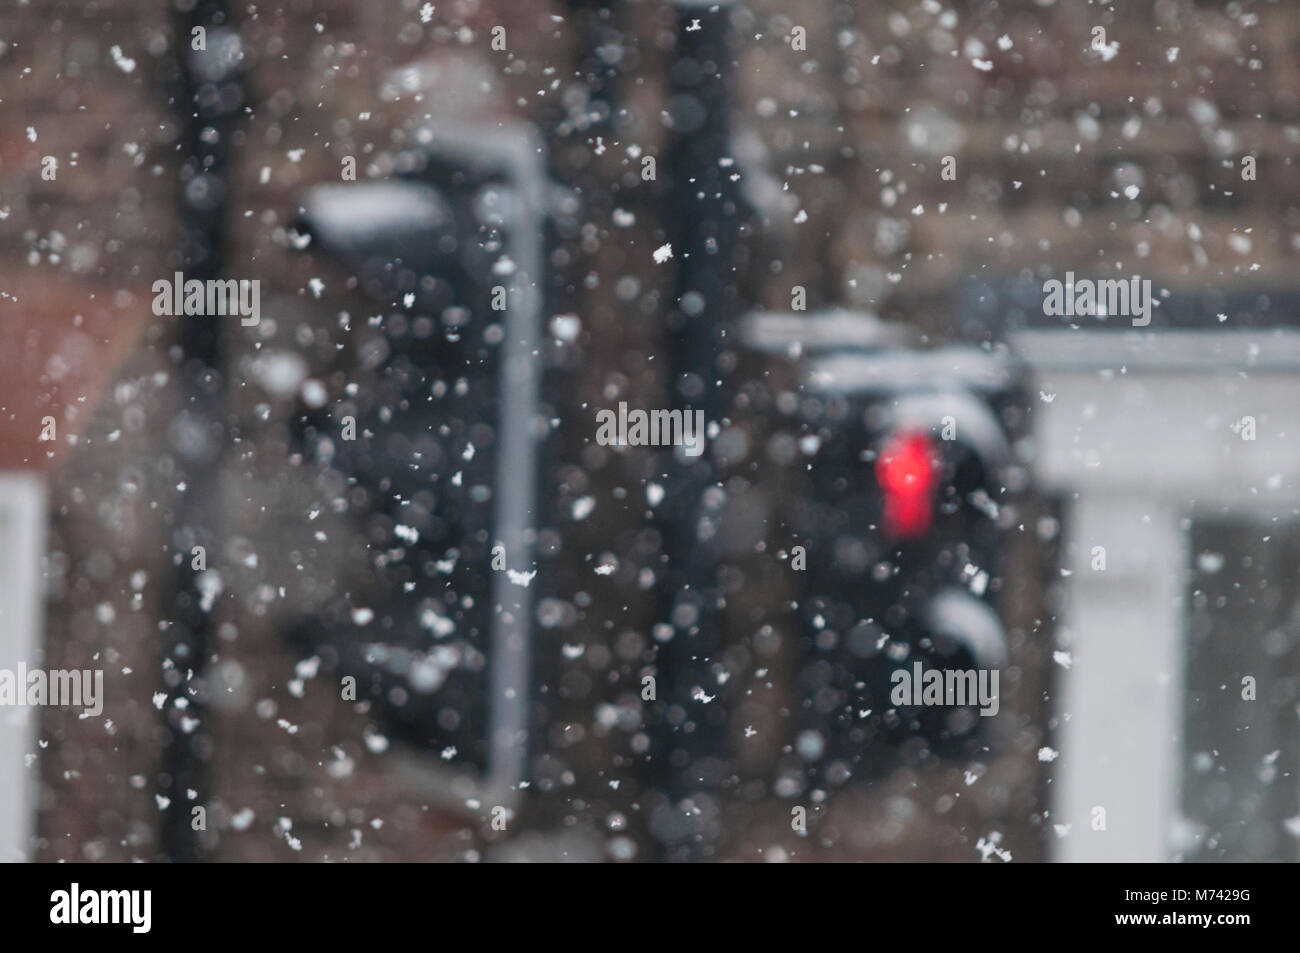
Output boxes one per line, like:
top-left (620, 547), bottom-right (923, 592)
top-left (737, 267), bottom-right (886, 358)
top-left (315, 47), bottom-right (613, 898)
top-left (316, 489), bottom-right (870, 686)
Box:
top-left (745, 310), bottom-right (1028, 789)
top-left (285, 121), bottom-right (558, 810)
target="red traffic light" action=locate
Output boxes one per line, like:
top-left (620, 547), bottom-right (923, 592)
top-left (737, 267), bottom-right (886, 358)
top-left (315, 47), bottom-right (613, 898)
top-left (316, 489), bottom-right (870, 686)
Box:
top-left (877, 431), bottom-right (939, 539)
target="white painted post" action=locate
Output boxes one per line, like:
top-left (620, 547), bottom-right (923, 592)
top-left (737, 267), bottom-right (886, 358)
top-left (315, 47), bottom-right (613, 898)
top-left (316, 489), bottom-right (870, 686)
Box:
top-left (0, 472), bottom-right (48, 862)
top-left (1056, 495), bottom-right (1187, 860)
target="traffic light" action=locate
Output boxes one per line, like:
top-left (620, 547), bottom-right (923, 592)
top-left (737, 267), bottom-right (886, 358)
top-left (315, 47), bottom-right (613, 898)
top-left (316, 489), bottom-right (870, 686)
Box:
top-left (745, 310), bottom-right (1027, 789)
top-left (284, 121), bottom-right (559, 807)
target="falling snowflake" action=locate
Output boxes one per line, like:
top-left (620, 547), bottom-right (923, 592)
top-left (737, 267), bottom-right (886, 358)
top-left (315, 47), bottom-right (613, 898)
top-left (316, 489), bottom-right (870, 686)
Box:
top-left (109, 45), bottom-right (136, 74)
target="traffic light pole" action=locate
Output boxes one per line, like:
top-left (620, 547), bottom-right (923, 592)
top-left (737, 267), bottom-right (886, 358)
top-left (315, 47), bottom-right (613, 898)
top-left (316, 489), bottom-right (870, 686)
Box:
top-left (160, 0), bottom-right (241, 861)
top-left (651, 0), bottom-right (738, 861)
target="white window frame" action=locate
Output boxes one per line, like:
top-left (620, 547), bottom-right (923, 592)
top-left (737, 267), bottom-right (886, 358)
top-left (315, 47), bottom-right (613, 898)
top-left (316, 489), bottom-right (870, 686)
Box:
top-left (1013, 329), bottom-right (1300, 861)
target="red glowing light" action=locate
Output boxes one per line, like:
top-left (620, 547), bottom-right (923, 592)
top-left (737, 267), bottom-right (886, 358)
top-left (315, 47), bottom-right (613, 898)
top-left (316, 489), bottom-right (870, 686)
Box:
top-left (876, 431), bottom-right (938, 539)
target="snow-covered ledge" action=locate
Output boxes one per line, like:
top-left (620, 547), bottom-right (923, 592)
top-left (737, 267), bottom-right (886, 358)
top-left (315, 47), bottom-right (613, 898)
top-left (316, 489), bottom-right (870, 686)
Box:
top-left (0, 473), bottom-right (47, 862)
top-left (1010, 329), bottom-right (1300, 862)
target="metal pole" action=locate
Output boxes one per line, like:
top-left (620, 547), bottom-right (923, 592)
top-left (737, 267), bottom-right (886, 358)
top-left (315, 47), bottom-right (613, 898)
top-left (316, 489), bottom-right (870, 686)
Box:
top-left (160, 0), bottom-right (241, 861)
top-left (563, 0), bottom-right (629, 136)
top-left (651, 0), bottom-right (737, 861)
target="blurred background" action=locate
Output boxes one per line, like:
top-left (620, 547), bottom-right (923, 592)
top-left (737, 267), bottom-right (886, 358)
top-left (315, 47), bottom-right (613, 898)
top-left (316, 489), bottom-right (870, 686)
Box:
top-left (2, 0), bottom-right (1298, 862)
